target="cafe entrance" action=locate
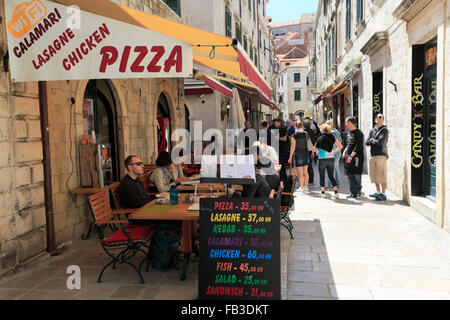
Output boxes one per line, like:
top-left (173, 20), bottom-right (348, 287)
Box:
top-left (83, 80), bottom-right (120, 184)
top-left (411, 37), bottom-right (437, 200)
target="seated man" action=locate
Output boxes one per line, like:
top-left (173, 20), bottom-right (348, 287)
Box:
top-left (149, 151), bottom-right (188, 193)
top-left (118, 155), bottom-right (154, 208)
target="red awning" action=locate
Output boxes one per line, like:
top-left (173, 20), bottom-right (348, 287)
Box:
top-left (203, 75), bottom-right (234, 98)
top-left (314, 95), bottom-right (322, 105)
top-left (257, 91), bottom-right (280, 113)
top-left (271, 103), bottom-right (280, 113)
top-left (184, 87), bottom-right (214, 96)
top-left (237, 49), bottom-right (272, 99)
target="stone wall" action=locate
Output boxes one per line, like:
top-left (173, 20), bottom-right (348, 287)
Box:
top-left (0, 0), bottom-right (186, 278)
top-left (0, 0), bottom-right (46, 276)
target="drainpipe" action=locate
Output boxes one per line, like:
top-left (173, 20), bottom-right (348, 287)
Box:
top-left (38, 81), bottom-right (57, 255)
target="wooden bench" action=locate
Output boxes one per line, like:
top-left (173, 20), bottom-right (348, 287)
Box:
top-left (87, 191), bottom-right (155, 283)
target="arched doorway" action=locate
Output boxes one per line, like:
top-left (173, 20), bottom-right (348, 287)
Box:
top-left (82, 80), bottom-right (120, 184)
top-left (157, 93), bottom-right (171, 154)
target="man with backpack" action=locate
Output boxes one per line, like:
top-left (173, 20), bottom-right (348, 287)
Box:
top-left (366, 113), bottom-right (389, 201)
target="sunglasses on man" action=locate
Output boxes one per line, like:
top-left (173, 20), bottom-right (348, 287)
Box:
top-left (130, 162), bottom-right (143, 166)
top-left (376, 116), bottom-right (384, 119)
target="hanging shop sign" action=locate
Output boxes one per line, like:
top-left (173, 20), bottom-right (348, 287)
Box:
top-left (411, 45), bottom-right (425, 196)
top-left (372, 71), bottom-right (383, 123)
top-left (4, 0), bottom-right (193, 82)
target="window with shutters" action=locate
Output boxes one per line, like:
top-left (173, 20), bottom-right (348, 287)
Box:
top-left (243, 35), bottom-right (248, 52)
top-left (345, 0), bottom-right (351, 42)
top-left (250, 45), bottom-right (253, 60)
top-left (225, 7), bottom-right (232, 37)
top-left (254, 48), bottom-right (258, 67)
top-left (294, 73), bottom-right (301, 83)
top-left (236, 23), bottom-right (242, 44)
top-left (163, 0), bottom-right (180, 17)
top-left (294, 90), bottom-right (301, 101)
top-left (356, 0), bottom-right (364, 26)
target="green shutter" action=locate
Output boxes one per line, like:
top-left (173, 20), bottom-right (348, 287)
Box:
top-left (236, 23), bottom-right (242, 43)
top-left (225, 7), bottom-right (232, 37)
top-left (163, 0), bottom-right (180, 16)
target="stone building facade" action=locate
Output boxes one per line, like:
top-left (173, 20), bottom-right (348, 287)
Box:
top-left (184, 0), bottom-right (277, 134)
top-left (0, 0), bottom-right (188, 277)
top-left (312, 0), bottom-right (450, 229)
top-left (272, 14), bottom-right (315, 121)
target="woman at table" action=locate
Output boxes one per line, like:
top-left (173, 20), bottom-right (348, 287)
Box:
top-left (149, 151), bottom-right (188, 193)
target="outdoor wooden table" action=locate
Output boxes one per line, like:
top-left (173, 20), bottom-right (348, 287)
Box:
top-left (129, 197), bottom-right (200, 281)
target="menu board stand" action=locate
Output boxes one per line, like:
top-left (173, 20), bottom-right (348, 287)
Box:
top-left (199, 198), bottom-right (281, 300)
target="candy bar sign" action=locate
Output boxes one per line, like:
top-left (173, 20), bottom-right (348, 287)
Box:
top-left (4, 0), bottom-right (193, 82)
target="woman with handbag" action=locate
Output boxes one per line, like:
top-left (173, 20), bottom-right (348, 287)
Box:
top-left (291, 121), bottom-right (314, 192)
top-left (313, 124), bottom-right (343, 199)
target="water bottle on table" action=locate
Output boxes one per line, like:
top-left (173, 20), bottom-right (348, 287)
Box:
top-left (170, 185), bottom-right (179, 205)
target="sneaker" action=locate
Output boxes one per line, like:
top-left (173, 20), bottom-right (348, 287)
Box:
top-left (320, 192), bottom-right (326, 199)
top-left (376, 194), bottom-right (387, 201)
top-left (346, 194), bottom-right (355, 199)
top-left (333, 192), bottom-right (339, 199)
top-left (303, 187), bottom-right (309, 193)
top-left (369, 193), bottom-right (379, 198)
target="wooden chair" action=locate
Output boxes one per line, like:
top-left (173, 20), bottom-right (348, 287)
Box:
top-left (87, 191), bottom-right (155, 283)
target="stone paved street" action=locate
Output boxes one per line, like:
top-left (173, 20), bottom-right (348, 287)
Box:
top-left (0, 237), bottom-right (200, 300)
top-left (287, 163), bottom-right (450, 300)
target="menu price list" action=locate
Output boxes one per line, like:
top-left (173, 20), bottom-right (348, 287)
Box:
top-left (199, 198), bottom-right (281, 300)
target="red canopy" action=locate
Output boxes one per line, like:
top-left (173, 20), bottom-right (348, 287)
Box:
top-left (203, 75), bottom-right (234, 98)
top-left (237, 49), bottom-right (272, 99)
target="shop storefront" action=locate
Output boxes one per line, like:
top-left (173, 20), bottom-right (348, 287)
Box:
top-left (411, 38), bottom-right (437, 200)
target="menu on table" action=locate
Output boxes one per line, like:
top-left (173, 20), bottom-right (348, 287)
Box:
top-left (219, 155), bottom-right (238, 179)
top-left (199, 198), bottom-right (281, 300)
top-left (200, 155), bottom-right (217, 178)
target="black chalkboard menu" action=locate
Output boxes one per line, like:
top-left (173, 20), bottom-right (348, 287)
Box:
top-left (198, 198), bottom-right (281, 300)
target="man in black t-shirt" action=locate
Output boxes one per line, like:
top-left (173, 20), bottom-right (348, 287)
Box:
top-left (118, 155), bottom-right (154, 208)
top-left (342, 117), bottom-right (365, 199)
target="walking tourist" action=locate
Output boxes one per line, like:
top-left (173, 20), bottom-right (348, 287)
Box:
top-left (326, 120), bottom-right (342, 189)
top-left (342, 117), bottom-right (365, 199)
top-left (303, 119), bottom-right (316, 184)
top-left (291, 120), bottom-right (313, 192)
top-left (313, 124), bottom-right (343, 198)
top-left (366, 113), bottom-right (389, 201)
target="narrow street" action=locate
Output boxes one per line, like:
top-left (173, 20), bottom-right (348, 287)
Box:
top-left (287, 163), bottom-right (450, 300)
